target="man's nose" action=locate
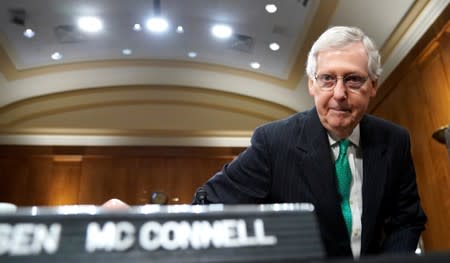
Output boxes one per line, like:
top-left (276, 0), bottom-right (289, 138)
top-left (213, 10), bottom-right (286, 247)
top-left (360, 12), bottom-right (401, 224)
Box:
top-left (333, 79), bottom-right (347, 99)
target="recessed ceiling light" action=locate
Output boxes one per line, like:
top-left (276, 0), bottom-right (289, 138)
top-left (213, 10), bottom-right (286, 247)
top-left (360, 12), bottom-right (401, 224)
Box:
top-left (176, 26), bottom-right (184, 33)
top-left (122, 49), bottom-right (132, 55)
top-left (77, 16), bottom-right (103, 33)
top-left (51, 52), bottom-right (62, 60)
top-left (133, 23), bottom-right (142, 31)
top-left (146, 17), bottom-right (169, 33)
top-left (23, 28), bottom-right (35, 38)
top-left (211, 24), bottom-right (233, 39)
top-left (250, 62), bottom-right (260, 69)
top-left (269, 42), bottom-right (280, 51)
top-left (188, 51), bottom-right (197, 58)
top-left (265, 4), bottom-right (277, 13)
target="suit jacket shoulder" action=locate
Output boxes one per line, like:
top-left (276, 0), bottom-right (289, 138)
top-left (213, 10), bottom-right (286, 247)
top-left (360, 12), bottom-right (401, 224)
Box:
top-left (361, 114), bottom-right (410, 139)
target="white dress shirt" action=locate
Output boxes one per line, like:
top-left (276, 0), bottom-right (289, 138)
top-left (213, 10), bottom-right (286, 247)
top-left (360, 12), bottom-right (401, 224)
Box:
top-left (328, 125), bottom-right (363, 258)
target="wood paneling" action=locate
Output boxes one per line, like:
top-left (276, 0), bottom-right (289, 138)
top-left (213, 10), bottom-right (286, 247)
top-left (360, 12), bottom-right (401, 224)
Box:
top-left (370, 14), bottom-right (450, 251)
top-left (28, 157), bottom-right (53, 206)
top-left (50, 159), bottom-right (81, 205)
top-left (0, 157), bottom-right (29, 205)
top-left (0, 146), bottom-right (241, 206)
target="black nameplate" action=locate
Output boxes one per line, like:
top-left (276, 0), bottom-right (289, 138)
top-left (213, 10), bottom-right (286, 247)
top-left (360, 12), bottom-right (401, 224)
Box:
top-left (0, 204), bottom-right (324, 262)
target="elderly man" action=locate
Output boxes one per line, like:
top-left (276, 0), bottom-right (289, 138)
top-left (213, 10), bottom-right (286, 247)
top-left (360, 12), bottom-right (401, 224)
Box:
top-left (193, 26), bottom-right (427, 258)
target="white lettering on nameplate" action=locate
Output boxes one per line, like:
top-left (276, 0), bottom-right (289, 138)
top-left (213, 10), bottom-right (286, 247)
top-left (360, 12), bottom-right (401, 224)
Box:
top-left (0, 223), bottom-right (62, 256)
top-left (85, 219), bottom-right (277, 252)
top-left (85, 221), bottom-right (135, 252)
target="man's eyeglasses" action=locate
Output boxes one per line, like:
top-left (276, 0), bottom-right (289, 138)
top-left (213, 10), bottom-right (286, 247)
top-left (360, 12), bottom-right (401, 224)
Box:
top-left (314, 73), bottom-right (368, 92)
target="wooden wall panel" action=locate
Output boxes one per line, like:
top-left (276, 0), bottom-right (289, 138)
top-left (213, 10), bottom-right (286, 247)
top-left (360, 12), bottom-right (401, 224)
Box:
top-left (166, 157), bottom-right (230, 204)
top-left (132, 157), bottom-right (170, 204)
top-left (0, 147), bottom-right (239, 207)
top-left (27, 157), bottom-right (53, 206)
top-left (371, 18), bottom-right (450, 251)
top-left (0, 157), bottom-right (28, 205)
top-left (418, 48), bottom-right (450, 127)
top-left (49, 160), bottom-right (81, 205)
top-left (106, 157), bottom-right (142, 204)
top-left (0, 155), bottom-right (83, 206)
top-left (78, 157), bottom-right (113, 205)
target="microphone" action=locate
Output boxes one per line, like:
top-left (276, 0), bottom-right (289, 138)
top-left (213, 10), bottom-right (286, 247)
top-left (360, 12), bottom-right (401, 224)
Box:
top-left (194, 187), bottom-right (208, 205)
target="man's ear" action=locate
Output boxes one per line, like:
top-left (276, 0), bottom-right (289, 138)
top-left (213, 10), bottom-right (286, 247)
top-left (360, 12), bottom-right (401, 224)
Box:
top-left (308, 78), bottom-right (315, 96)
top-left (370, 80), bottom-right (378, 97)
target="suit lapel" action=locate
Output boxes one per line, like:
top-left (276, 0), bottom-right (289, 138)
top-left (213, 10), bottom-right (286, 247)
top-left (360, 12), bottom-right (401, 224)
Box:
top-left (360, 116), bottom-right (388, 254)
top-left (295, 109), bottom-right (351, 247)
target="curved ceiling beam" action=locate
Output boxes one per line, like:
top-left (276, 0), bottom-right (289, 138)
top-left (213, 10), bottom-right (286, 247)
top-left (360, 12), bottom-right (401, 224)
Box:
top-left (0, 85), bottom-right (296, 137)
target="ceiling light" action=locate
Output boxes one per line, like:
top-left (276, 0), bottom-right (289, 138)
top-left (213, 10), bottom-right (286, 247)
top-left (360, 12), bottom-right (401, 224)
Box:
top-left (122, 49), bottom-right (132, 55)
top-left (133, 23), bottom-right (142, 31)
top-left (269, 42), bottom-right (280, 51)
top-left (250, 62), bottom-right (260, 69)
top-left (146, 17), bottom-right (169, 33)
top-left (211, 24), bottom-right (233, 39)
top-left (23, 28), bottom-right (35, 38)
top-left (176, 26), bottom-right (184, 33)
top-left (188, 52), bottom-right (197, 58)
top-left (51, 52), bottom-right (62, 60)
top-left (77, 16), bottom-right (103, 33)
top-left (265, 4), bottom-right (277, 13)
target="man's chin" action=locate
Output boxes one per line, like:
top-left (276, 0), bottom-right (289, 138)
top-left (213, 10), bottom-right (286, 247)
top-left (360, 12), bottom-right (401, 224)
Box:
top-left (327, 120), bottom-right (355, 133)
top-left (327, 117), bottom-right (352, 127)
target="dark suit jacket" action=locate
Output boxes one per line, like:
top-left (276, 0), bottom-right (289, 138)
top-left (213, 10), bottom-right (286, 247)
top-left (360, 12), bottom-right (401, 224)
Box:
top-left (197, 108), bottom-right (427, 258)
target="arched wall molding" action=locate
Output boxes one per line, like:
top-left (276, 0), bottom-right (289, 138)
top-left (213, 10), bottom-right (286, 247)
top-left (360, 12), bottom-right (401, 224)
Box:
top-left (0, 85), bottom-right (296, 138)
top-left (0, 65), bottom-right (313, 112)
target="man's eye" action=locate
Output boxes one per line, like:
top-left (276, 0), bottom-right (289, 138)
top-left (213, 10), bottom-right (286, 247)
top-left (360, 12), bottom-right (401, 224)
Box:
top-left (320, 74), bottom-right (335, 81)
top-left (345, 75), bottom-right (364, 83)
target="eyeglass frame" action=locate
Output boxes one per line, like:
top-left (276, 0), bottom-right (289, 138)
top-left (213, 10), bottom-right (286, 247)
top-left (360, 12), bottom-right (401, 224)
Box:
top-left (313, 73), bottom-right (370, 93)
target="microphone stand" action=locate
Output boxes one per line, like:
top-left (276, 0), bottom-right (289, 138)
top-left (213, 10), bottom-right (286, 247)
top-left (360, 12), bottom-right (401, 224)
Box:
top-left (195, 187), bottom-right (207, 205)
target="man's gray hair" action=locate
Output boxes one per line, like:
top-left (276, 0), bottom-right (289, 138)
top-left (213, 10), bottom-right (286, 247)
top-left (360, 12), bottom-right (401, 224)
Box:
top-left (306, 26), bottom-right (382, 81)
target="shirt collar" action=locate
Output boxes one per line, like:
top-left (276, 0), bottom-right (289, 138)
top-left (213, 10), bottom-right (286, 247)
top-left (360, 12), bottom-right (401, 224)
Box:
top-left (328, 124), bottom-right (360, 147)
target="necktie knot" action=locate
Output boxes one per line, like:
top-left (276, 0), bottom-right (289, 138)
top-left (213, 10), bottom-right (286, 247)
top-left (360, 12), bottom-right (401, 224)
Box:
top-left (338, 139), bottom-right (350, 158)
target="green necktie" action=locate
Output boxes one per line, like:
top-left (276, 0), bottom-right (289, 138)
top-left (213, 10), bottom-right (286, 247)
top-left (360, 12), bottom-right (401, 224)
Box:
top-left (335, 139), bottom-right (352, 237)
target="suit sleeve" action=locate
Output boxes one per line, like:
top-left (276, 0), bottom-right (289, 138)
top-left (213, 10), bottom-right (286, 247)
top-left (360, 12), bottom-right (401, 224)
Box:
top-left (193, 126), bottom-right (273, 204)
top-left (381, 132), bottom-right (427, 253)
